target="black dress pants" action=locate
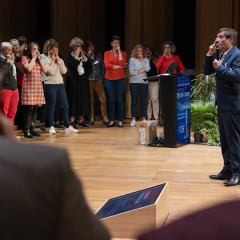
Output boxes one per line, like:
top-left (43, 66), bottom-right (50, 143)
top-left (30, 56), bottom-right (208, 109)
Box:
top-left (218, 109), bottom-right (240, 174)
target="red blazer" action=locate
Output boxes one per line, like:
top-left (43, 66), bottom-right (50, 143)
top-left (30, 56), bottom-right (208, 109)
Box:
top-left (104, 50), bottom-right (127, 80)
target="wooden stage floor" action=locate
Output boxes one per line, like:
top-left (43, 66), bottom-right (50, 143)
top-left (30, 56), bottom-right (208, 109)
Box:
top-left (18, 119), bottom-right (240, 239)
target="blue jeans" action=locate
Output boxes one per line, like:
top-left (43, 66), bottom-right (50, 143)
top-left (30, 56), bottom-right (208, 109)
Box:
top-left (44, 84), bottom-right (70, 128)
top-left (130, 83), bottom-right (148, 118)
top-left (104, 78), bottom-right (125, 121)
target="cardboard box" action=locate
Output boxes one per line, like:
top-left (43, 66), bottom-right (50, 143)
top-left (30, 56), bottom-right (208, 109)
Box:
top-left (136, 120), bottom-right (158, 145)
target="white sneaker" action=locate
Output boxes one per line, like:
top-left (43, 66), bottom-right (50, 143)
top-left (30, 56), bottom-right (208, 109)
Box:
top-left (130, 119), bottom-right (136, 127)
top-left (49, 126), bottom-right (56, 134)
top-left (65, 125), bottom-right (79, 133)
top-left (15, 135), bottom-right (20, 140)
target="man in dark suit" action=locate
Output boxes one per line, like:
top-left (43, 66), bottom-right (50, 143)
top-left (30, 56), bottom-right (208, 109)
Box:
top-left (0, 61), bottom-right (110, 239)
top-left (204, 28), bottom-right (240, 186)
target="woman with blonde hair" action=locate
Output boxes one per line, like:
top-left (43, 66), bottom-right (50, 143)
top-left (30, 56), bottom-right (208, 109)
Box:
top-left (42, 40), bottom-right (78, 134)
top-left (66, 37), bottom-right (91, 129)
top-left (129, 44), bottom-right (150, 126)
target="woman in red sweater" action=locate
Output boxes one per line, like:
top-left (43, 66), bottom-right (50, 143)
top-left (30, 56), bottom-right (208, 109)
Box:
top-left (104, 36), bottom-right (127, 128)
top-left (156, 41), bottom-right (185, 123)
top-left (156, 41), bottom-right (185, 74)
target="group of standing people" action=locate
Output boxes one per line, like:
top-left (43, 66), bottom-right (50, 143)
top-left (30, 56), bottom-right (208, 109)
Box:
top-left (128, 41), bottom-right (185, 127)
top-left (0, 34), bottom-right (185, 138)
top-left (0, 38), bottom-right (79, 138)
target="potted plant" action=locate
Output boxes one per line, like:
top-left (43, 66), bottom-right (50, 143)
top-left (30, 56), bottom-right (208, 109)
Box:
top-left (190, 73), bottom-right (220, 145)
top-left (190, 101), bottom-right (207, 142)
top-left (201, 102), bottom-right (220, 146)
top-left (191, 73), bottom-right (216, 102)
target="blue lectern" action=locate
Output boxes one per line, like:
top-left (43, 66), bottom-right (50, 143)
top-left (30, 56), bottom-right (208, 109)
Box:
top-left (160, 74), bottom-right (190, 147)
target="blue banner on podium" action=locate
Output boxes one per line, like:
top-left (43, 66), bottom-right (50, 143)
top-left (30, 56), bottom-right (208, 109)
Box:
top-left (176, 75), bottom-right (190, 145)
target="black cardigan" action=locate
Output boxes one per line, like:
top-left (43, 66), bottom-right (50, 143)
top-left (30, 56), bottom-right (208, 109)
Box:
top-left (0, 57), bottom-right (22, 91)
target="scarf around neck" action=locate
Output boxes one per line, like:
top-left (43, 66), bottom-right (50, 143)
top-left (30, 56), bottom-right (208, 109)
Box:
top-left (71, 51), bottom-right (84, 75)
top-left (0, 53), bottom-right (17, 79)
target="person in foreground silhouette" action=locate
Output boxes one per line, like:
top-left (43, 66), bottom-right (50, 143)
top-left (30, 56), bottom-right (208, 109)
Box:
top-left (138, 200), bottom-right (240, 240)
top-left (0, 61), bottom-right (110, 240)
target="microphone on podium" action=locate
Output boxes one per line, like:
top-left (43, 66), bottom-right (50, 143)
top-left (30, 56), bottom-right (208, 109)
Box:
top-left (216, 44), bottom-right (220, 60)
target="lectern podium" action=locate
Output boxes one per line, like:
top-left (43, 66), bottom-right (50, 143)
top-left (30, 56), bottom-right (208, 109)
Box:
top-left (145, 74), bottom-right (190, 147)
top-left (161, 74), bottom-right (190, 147)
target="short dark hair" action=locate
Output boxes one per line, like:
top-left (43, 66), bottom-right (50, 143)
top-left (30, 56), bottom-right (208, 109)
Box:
top-left (86, 40), bottom-right (95, 51)
top-left (162, 41), bottom-right (176, 53)
top-left (218, 28), bottom-right (238, 45)
top-left (111, 35), bottom-right (121, 42)
top-left (26, 42), bottom-right (40, 59)
top-left (145, 44), bottom-right (155, 55)
top-left (18, 36), bottom-right (29, 46)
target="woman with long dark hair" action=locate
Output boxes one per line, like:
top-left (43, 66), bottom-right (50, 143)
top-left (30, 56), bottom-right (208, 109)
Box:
top-left (21, 42), bottom-right (47, 138)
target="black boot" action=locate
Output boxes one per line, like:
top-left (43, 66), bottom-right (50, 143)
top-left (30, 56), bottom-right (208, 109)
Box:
top-left (30, 106), bottom-right (41, 137)
top-left (30, 124), bottom-right (41, 137)
top-left (23, 106), bottom-right (33, 138)
top-left (24, 128), bottom-right (33, 138)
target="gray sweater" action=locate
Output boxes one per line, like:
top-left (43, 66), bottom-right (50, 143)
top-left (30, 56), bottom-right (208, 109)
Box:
top-left (129, 57), bottom-right (150, 84)
top-left (42, 57), bottom-right (67, 84)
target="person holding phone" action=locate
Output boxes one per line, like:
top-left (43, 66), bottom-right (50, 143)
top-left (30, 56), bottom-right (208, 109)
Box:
top-left (104, 35), bottom-right (127, 128)
top-left (42, 40), bottom-right (78, 134)
top-left (21, 42), bottom-right (47, 138)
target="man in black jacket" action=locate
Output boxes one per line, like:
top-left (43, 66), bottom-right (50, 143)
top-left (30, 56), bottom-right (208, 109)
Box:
top-left (204, 28), bottom-right (240, 186)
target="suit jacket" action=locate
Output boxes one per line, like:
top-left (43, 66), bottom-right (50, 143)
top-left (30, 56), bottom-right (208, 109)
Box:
top-left (138, 200), bottom-right (240, 240)
top-left (203, 45), bottom-right (240, 110)
top-left (0, 136), bottom-right (110, 240)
